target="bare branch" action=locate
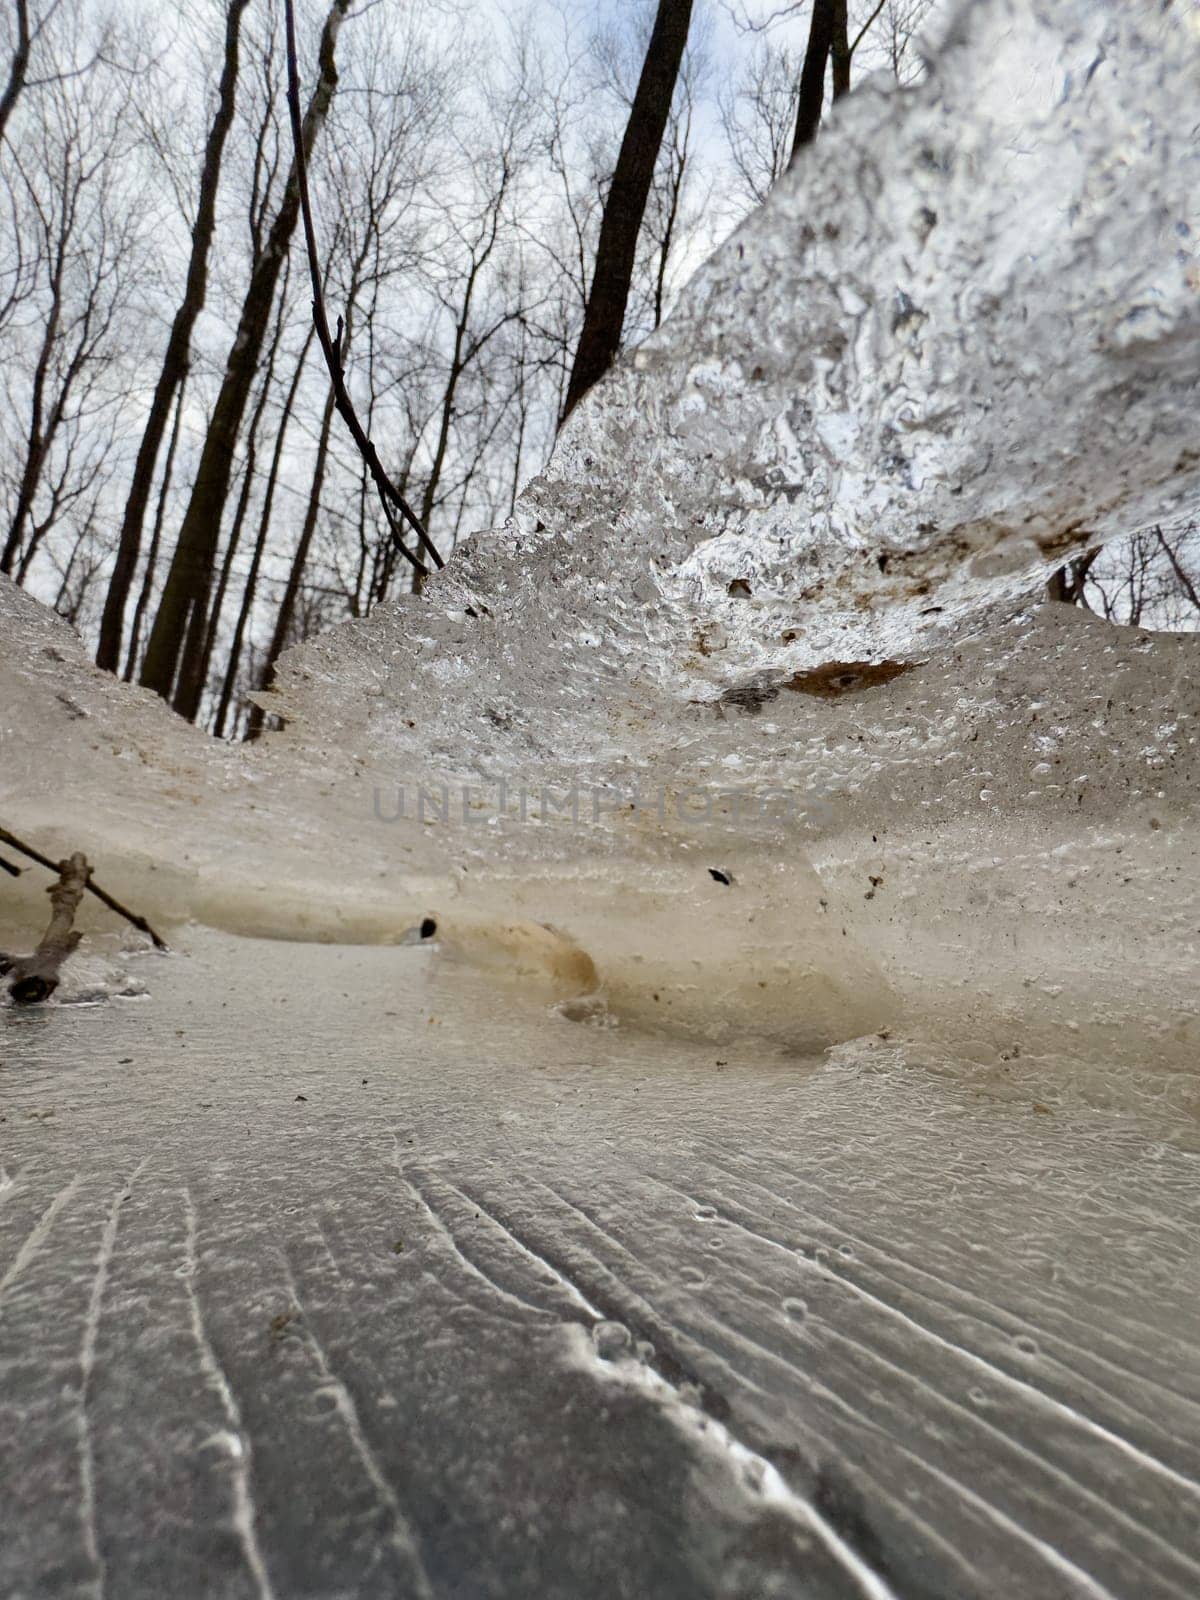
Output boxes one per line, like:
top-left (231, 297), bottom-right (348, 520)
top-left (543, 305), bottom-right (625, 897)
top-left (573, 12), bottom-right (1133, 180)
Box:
top-left (1154, 524), bottom-right (1200, 613)
top-left (282, 0), bottom-right (440, 578)
top-left (0, 825), bottom-right (169, 950)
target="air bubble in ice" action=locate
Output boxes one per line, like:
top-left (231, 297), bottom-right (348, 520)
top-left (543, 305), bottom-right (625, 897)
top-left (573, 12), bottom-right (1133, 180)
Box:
top-left (591, 1320), bottom-right (633, 1361)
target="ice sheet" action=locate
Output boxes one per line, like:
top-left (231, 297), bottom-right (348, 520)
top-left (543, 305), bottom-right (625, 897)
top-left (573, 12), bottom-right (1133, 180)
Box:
top-left (1, 932), bottom-right (1198, 1598)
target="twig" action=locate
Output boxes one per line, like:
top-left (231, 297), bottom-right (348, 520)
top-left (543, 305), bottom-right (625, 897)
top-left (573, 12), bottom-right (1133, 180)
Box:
top-left (282, 0), bottom-right (443, 579)
top-left (0, 825), bottom-right (169, 950)
top-left (7, 852), bottom-right (89, 1004)
top-left (0, 854), bottom-right (21, 877)
top-left (850, 0), bottom-right (889, 57)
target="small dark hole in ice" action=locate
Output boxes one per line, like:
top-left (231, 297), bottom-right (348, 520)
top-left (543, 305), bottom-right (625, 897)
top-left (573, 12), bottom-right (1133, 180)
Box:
top-left (708, 868), bottom-right (732, 886)
top-left (420, 917), bottom-right (437, 939)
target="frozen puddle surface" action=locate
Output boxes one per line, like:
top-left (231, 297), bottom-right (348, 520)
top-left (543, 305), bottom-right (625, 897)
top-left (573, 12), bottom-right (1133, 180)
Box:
top-left (1, 930), bottom-right (1198, 1598)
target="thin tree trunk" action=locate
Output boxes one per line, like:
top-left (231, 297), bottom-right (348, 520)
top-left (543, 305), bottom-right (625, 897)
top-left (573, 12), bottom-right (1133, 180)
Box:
top-left (124, 371), bottom-right (188, 681)
top-left (830, 0), bottom-right (851, 102)
top-left (653, 133), bottom-right (686, 329)
top-left (0, 0), bottom-right (30, 148)
top-left (181, 272), bottom-right (290, 716)
top-left (184, 453), bottom-right (254, 720)
top-left (1, 241), bottom-right (65, 575)
top-left (1046, 548), bottom-right (1099, 605)
top-left (141, 0), bottom-right (348, 715)
top-left (244, 380), bottom-right (336, 740)
top-left (414, 339), bottom-right (468, 595)
top-left (368, 450), bottom-right (416, 611)
top-left (1154, 526), bottom-right (1200, 614)
top-left (790, 0), bottom-right (836, 161)
top-left (411, 255), bottom-right (486, 594)
top-left (212, 323), bottom-right (315, 739)
top-left (560, 0), bottom-right (693, 423)
top-left (96, 0), bottom-right (251, 672)
top-left (508, 352), bottom-right (529, 520)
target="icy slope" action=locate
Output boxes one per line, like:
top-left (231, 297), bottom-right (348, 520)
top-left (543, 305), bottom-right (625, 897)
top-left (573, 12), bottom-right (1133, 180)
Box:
top-left (1, 0), bottom-right (1198, 1066)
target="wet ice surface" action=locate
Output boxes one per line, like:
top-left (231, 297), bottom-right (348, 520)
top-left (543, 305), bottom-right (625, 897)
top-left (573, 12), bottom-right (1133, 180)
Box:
top-left (1, 4), bottom-right (1199, 1587)
top-left (2, 932), bottom-right (1199, 1599)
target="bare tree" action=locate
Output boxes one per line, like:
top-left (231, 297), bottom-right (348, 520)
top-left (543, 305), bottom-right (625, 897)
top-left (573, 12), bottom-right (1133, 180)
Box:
top-left (720, 40), bottom-right (803, 204)
top-left (790, 0), bottom-right (839, 158)
top-left (0, 0), bottom-right (33, 148)
top-left (124, 370), bottom-right (187, 681)
top-left (187, 257), bottom-right (295, 713)
top-left (140, 0), bottom-right (349, 716)
top-left (0, 12), bottom-right (146, 583)
top-left (243, 371), bottom-right (336, 738)
top-left (1053, 524), bottom-right (1200, 632)
top-left (723, 1), bottom-right (932, 196)
top-left (211, 320), bottom-right (316, 739)
top-left (3, 0), bottom-right (959, 716)
top-left (244, 0), bottom-right (456, 722)
top-left (96, 0), bottom-right (251, 673)
top-left (561, 0), bottom-right (694, 422)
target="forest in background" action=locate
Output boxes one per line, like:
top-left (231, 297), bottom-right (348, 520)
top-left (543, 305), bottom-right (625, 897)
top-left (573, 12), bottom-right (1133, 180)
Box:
top-left (0, 0), bottom-right (1194, 740)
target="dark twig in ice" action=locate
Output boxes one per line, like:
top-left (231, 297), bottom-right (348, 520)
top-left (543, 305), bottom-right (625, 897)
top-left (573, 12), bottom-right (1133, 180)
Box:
top-left (0, 854), bottom-right (21, 877)
top-left (7, 851), bottom-right (90, 1004)
top-left (282, 0), bottom-right (442, 580)
top-left (0, 825), bottom-right (169, 951)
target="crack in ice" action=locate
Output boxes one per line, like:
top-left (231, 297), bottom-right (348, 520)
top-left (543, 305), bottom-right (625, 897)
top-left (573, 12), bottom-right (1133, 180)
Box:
top-left (181, 1187), bottom-right (277, 1600)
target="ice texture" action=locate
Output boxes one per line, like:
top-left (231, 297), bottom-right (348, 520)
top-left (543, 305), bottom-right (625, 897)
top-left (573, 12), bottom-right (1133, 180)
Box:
top-left (0, 0), bottom-right (1198, 1069)
top-left (2, 934), bottom-right (1199, 1599)
top-left (2, 6), bottom-right (1200, 1592)
top-left (276, 0), bottom-right (1200, 740)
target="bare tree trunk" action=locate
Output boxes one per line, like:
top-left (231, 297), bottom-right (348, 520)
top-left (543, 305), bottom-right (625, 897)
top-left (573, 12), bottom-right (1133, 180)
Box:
top-left (96, 0), bottom-right (251, 672)
top-left (244, 380), bottom-right (337, 740)
top-left (831, 0), bottom-right (851, 101)
top-left (414, 315), bottom-right (472, 594)
top-left (1046, 548), bottom-right (1099, 605)
top-left (140, 0), bottom-right (348, 715)
top-left (124, 370), bottom-right (188, 682)
top-left (212, 323), bottom-right (315, 740)
top-left (1154, 525), bottom-right (1200, 613)
top-left (180, 268), bottom-right (291, 718)
top-left (790, 0), bottom-right (836, 161)
top-left (1, 236), bottom-right (66, 574)
top-left (651, 102), bottom-right (691, 330)
top-left (0, 0), bottom-right (30, 148)
top-left (560, 0), bottom-right (693, 423)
